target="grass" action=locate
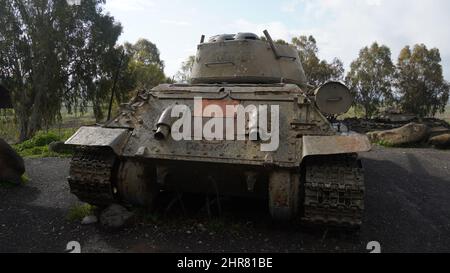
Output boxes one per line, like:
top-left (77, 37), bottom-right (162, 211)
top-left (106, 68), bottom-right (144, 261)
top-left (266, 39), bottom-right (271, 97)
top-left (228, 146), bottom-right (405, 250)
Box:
top-left (0, 110), bottom-right (18, 143)
top-left (0, 180), bottom-right (19, 188)
top-left (133, 205), bottom-right (250, 234)
top-left (0, 107), bottom-right (96, 144)
top-left (374, 139), bottom-right (430, 149)
top-left (0, 180), bottom-right (16, 188)
top-left (374, 140), bottom-right (395, 148)
top-left (13, 128), bottom-right (77, 158)
top-left (67, 204), bottom-right (96, 222)
top-left (0, 106), bottom-right (98, 158)
top-left (133, 206), bottom-right (231, 232)
top-left (338, 106), bottom-right (366, 120)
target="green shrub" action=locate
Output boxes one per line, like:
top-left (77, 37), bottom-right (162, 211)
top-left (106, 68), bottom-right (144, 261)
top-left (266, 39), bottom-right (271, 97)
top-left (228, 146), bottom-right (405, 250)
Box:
top-left (33, 131), bottom-right (60, 146)
top-left (0, 180), bottom-right (17, 188)
top-left (31, 147), bottom-right (43, 155)
top-left (0, 174), bottom-right (29, 188)
top-left (374, 140), bottom-right (427, 149)
top-left (67, 204), bottom-right (96, 222)
top-left (13, 129), bottom-right (76, 158)
top-left (375, 140), bottom-right (394, 147)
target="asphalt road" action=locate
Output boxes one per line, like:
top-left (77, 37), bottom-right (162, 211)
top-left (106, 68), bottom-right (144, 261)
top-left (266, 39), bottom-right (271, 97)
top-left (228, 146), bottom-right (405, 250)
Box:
top-left (1, 146), bottom-right (450, 253)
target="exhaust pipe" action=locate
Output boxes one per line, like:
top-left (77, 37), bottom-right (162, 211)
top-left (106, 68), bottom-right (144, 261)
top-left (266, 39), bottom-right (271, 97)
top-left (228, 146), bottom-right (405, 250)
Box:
top-left (154, 107), bottom-right (174, 140)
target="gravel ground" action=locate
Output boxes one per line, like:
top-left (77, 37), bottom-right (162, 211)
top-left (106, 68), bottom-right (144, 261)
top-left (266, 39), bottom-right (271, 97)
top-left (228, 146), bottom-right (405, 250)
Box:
top-left (1, 146), bottom-right (450, 253)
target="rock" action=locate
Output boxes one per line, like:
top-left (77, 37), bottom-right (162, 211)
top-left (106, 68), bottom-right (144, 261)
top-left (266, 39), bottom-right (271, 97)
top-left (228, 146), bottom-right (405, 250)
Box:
top-left (81, 215), bottom-right (98, 225)
top-left (49, 141), bottom-right (73, 154)
top-left (197, 223), bottom-right (207, 232)
top-left (378, 113), bottom-right (417, 123)
top-left (429, 134), bottom-right (450, 149)
top-left (344, 118), bottom-right (403, 134)
top-left (0, 138), bottom-right (25, 185)
top-left (367, 122), bottom-right (429, 146)
top-left (428, 127), bottom-right (450, 139)
top-left (100, 204), bottom-right (135, 229)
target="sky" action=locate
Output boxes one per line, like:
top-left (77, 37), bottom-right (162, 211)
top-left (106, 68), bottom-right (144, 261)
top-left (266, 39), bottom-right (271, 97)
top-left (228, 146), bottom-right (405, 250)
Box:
top-left (103, 0), bottom-right (450, 80)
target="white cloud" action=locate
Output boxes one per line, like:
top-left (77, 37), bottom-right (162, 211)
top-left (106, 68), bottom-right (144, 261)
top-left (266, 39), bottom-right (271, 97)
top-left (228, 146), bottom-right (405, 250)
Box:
top-left (106, 0), bottom-right (155, 12)
top-left (281, 0), bottom-right (301, 13)
top-left (104, 0), bottom-right (450, 79)
top-left (231, 19), bottom-right (301, 41)
top-left (276, 0), bottom-right (450, 79)
top-left (160, 19), bottom-right (191, 26)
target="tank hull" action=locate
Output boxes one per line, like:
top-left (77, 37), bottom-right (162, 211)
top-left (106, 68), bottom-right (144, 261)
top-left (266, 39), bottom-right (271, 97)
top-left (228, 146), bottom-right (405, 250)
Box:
top-left (66, 83), bottom-right (370, 227)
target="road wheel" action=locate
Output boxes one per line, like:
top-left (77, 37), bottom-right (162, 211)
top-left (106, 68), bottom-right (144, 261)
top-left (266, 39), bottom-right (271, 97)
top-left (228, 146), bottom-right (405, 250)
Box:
top-left (116, 159), bottom-right (160, 208)
top-left (268, 169), bottom-right (300, 221)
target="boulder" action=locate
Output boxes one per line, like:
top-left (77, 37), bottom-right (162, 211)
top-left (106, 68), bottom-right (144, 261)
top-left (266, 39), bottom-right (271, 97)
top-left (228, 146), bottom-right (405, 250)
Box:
top-left (0, 138), bottom-right (25, 185)
top-left (378, 113), bottom-right (417, 123)
top-left (81, 215), bottom-right (98, 225)
top-left (429, 134), bottom-right (450, 149)
top-left (427, 126), bottom-right (450, 139)
top-left (367, 123), bottom-right (429, 146)
top-left (100, 204), bottom-right (135, 229)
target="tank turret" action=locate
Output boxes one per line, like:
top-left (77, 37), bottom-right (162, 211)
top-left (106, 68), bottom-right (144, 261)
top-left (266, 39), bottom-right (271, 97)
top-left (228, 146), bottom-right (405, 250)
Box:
top-left (191, 31), bottom-right (307, 85)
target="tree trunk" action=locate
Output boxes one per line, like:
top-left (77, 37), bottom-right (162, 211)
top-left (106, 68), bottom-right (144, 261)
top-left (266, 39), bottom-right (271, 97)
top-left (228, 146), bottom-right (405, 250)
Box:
top-left (18, 117), bottom-right (28, 143)
top-left (364, 104), bottom-right (370, 120)
top-left (17, 112), bottom-right (41, 142)
top-left (16, 90), bottom-right (43, 142)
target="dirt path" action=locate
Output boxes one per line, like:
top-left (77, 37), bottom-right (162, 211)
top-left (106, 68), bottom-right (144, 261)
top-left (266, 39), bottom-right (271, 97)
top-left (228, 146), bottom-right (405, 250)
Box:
top-left (1, 146), bottom-right (450, 253)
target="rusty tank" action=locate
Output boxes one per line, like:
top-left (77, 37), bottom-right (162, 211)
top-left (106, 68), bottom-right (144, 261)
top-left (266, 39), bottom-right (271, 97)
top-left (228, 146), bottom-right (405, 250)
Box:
top-left (65, 31), bottom-right (371, 228)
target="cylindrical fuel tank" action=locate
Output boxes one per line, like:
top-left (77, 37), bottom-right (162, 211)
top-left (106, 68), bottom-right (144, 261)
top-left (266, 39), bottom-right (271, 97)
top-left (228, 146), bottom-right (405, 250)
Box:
top-left (314, 81), bottom-right (353, 115)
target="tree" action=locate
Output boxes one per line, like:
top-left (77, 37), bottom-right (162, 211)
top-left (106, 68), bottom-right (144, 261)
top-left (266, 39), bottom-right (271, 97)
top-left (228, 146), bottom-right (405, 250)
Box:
top-left (125, 39), bottom-right (164, 69)
top-left (0, 0), bottom-right (124, 141)
top-left (291, 35), bottom-right (344, 86)
top-left (396, 44), bottom-right (449, 117)
top-left (345, 42), bottom-right (395, 118)
top-left (123, 39), bottom-right (166, 91)
top-left (175, 55), bottom-right (195, 83)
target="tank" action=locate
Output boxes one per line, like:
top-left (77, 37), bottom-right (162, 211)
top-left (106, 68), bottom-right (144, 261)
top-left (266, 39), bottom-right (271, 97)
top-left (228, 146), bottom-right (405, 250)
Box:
top-left (65, 31), bottom-right (371, 228)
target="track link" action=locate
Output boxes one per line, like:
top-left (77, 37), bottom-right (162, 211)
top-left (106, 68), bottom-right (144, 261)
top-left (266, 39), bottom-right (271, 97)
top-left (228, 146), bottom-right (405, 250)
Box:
top-left (68, 148), bottom-right (117, 206)
top-left (302, 155), bottom-right (365, 228)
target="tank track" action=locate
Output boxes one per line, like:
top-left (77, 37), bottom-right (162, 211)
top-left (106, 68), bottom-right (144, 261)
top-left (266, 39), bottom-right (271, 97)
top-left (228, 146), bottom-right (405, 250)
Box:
top-left (68, 148), bottom-right (117, 206)
top-left (302, 155), bottom-right (365, 228)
